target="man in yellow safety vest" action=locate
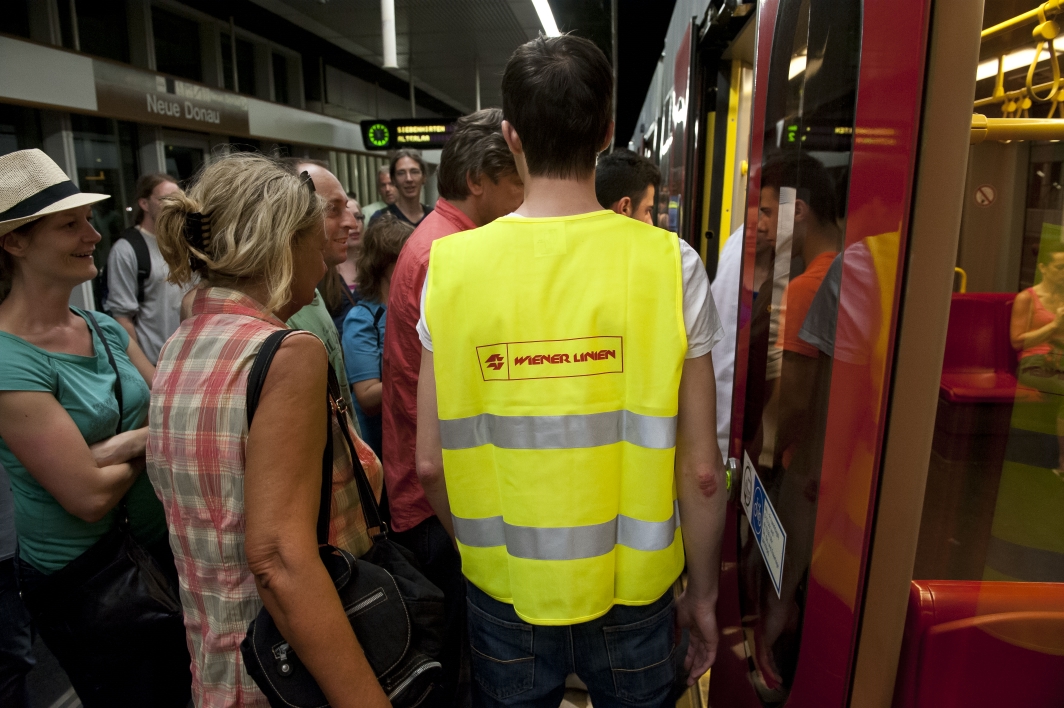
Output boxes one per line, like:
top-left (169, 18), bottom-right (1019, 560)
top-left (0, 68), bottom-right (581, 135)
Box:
top-left (415, 34), bottom-right (728, 708)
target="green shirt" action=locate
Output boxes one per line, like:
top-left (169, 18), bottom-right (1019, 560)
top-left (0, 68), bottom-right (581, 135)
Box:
top-left (0, 309), bottom-right (167, 573)
top-left (287, 290), bottom-right (360, 435)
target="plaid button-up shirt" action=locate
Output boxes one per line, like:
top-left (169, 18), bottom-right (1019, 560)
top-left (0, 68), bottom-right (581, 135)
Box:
top-left (147, 287), bottom-right (382, 708)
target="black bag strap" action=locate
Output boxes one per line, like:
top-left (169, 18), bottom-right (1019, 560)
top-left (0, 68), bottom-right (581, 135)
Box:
top-left (339, 274), bottom-right (360, 309)
top-left (246, 329), bottom-right (334, 546)
top-left (85, 311), bottom-right (123, 436)
top-left (125, 228), bottom-right (152, 305)
top-left (84, 310), bottom-right (131, 529)
top-left (246, 330), bottom-right (293, 428)
top-left (326, 369), bottom-right (386, 537)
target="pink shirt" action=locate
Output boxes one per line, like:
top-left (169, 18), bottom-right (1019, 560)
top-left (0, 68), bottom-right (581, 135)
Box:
top-left (381, 198), bottom-right (477, 532)
top-left (1021, 286), bottom-right (1064, 359)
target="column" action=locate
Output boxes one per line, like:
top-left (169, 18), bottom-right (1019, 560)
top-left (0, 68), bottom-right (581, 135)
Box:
top-left (125, 0), bottom-right (155, 70)
top-left (28, 0), bottom-right (62, 46)
top-left (201, 22), bottom-right (223, 88)
top-left (41, 110), bottom-right (94, 309)
top-left (139, 125), bottom-right (167, 175)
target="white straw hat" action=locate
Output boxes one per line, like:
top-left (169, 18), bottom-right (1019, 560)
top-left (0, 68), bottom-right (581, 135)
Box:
top-left (0, 149), bottom-right (109, 237)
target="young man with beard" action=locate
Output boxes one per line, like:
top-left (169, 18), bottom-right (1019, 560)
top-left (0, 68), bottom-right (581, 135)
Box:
top-left (106, 173), bottom-right (184, 364)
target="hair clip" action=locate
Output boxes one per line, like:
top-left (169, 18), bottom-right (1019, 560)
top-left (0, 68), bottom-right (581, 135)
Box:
top-left (183, 211), bottom-right (212, 272)
top-left (299, 170), bottom-right (316, 193)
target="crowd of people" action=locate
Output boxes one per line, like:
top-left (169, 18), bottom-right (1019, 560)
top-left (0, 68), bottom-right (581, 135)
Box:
top-left (0, 34), bottom-right (729, 708)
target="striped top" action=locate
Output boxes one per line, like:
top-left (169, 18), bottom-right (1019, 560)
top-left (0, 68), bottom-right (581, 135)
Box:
top-left (146, 287), bottom-right (383, 708)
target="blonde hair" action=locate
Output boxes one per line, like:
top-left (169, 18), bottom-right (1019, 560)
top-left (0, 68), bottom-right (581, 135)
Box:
top-left (155, 153), bottom-right (323, 313)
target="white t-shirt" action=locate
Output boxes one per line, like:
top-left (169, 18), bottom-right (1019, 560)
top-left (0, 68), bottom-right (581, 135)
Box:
top-left (106, 227), bottom-right (184, 364)
top-left (416, 229), bottom-right (724, 359)
top-left (709, 226), bottom-right (745, 460)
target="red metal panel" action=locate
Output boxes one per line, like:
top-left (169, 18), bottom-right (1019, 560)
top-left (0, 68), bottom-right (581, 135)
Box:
top-left (713, 0), bottom-right (935, 704)
top-left (712, 0), bottom-right (779, 703)
top-left (786, 0), bottom-right (933, 702)
top-left (894, 581), bottom-right (1064, 707)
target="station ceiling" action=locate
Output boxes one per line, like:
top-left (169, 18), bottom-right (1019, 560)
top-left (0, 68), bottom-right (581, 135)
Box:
top-left (252, 0), bottom-right (546, 114)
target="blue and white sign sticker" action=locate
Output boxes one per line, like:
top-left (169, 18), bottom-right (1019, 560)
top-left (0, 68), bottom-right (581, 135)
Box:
top-left (741, 452), bottom-right (787, 598)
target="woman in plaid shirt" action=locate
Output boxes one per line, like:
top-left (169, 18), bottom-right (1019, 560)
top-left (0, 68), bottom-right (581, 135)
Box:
top-left (147, 153), bottom-right (389, 708)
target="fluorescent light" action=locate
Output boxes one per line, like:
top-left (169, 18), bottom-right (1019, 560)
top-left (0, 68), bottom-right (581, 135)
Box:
top-left (975, 47), bottom-right (1056, 81)
top-left (789, 54), bottom-right (807, 80)
top-left (532, 0), bottom-right (561, 37)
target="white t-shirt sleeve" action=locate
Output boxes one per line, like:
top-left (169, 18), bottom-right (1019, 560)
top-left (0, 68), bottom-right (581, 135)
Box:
top-left (680, 239), bottom-right (724, 359)
top-left (416, 239), bottom-right (725, 359)
top-left (417, 274), bottom-right (433, 352)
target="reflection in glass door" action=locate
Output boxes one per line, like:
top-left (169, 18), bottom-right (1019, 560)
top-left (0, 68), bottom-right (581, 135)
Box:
top-left (162, 130), bottom-right (209, 184)
top-left (70, 115), bottom-right (140, 308)
top-left (735, 0), bottom-right (861, 701)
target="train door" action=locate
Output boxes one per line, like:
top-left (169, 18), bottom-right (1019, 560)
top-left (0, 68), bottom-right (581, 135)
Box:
top-left (706, 0), bottom-right (946, 703)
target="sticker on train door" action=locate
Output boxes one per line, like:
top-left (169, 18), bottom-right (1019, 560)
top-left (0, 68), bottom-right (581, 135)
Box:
top-left (741, 452), bottom-right (787, 598)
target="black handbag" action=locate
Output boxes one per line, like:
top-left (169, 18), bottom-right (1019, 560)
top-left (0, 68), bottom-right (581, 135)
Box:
top-left (18, 311), bottom-right (183, 639)
top-left (241, 330), bottom-right (446, 708)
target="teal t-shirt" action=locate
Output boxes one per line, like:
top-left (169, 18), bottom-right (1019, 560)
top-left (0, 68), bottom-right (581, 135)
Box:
top-left (287, 289), bottom-right (361, 435)
top-left (0, 308), bottom-right (167, 573)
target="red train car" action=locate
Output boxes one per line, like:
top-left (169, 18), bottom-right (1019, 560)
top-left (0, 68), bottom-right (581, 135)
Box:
top-left (630, 0), bottom-right (1064, 705)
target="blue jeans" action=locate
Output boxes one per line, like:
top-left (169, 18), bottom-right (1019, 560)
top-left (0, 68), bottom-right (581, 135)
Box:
top-left (466, 582), bottom-right (687, 708)
top-left (0, 558), bottom-right (34, 708)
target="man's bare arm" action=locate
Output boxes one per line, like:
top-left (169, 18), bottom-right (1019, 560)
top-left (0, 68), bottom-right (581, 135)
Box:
top-left (415, 349), bottom-right (455, 537)
top-left (674, 352), bottom-right (728, 684)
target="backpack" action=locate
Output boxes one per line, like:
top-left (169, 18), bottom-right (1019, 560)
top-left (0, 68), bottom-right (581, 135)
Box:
top-left (356, 301), bottom-right (386, 374)
top-left (95, 226), bottom-right (152, 315)
top-left (101, 227), bottom-right (151, 314)
top-left (119, 226), bottom-right (152, 305)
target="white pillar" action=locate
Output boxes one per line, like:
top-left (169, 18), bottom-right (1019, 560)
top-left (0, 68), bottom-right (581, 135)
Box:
top-left (381, 0), bottom-right (397, 68)
top-left (475, 56), bottom-right (481, 111)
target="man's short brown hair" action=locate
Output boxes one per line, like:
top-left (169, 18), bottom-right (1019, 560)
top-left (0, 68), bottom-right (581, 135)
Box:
top-left (437, 108), bottom-right (516, 200)
top-left (502, 35), bottom-right (613, 179)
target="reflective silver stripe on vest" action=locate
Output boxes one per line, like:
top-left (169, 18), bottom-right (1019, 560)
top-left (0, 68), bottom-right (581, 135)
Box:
top-left (439, 411), bottom-right (677, 450)
top-left (452, 501), bottom-right (680, 560)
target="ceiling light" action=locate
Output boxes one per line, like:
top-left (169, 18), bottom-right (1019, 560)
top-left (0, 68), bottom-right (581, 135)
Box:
top-left (976, 47), bottom-right (1055, 81)
top-left (532, 0), bottom-right (561, 37)
top-left (789, 54), bottom-right (807, 80)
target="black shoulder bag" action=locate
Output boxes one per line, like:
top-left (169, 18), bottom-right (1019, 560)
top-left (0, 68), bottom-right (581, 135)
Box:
top-left (241, 330), bottom-right (446, 708)
top-left (18, 312), bottom-right (182, 636)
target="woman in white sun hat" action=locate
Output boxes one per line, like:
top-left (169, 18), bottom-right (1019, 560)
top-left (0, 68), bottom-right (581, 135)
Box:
top-left (0, 149), bottom-right (191, 707)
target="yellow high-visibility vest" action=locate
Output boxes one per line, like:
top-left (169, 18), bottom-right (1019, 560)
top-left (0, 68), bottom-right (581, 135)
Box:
top-left (425, 210), bottom-right (687, 625)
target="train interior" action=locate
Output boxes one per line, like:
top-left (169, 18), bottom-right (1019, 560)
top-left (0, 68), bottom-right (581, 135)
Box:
top-left (634, 0), bottom-right (1064, 705)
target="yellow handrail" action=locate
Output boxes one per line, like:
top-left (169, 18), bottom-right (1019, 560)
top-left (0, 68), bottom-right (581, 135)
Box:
top-left (975, 79), bottom-right (1055, 107)
top-left (955, 267), bottom-right (968, 294)
top-left (982, 0), bottom-right (1063, 40)
top-left (970, 113), bottom-right (1064, 142)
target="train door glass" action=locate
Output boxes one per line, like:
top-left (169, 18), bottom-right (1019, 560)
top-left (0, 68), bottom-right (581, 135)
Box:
top-left (0, 104), bottom-right (42, 156)
top-left (735, 0), bottom-right (860, 700)
top-left (70, 114), bottom-right (139, 306)
top-left (162, 130), bottom-right (209, 184)
top-left (913, 141), bottom-right (1064, 582)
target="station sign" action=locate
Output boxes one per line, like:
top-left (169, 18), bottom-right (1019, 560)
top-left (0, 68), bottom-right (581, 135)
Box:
top-left (741, 452), bottom-right (787, 598)
top-left (360, 119), bottom-right (456, 150)
top-left (94, 60), bottom-right (249, 134)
